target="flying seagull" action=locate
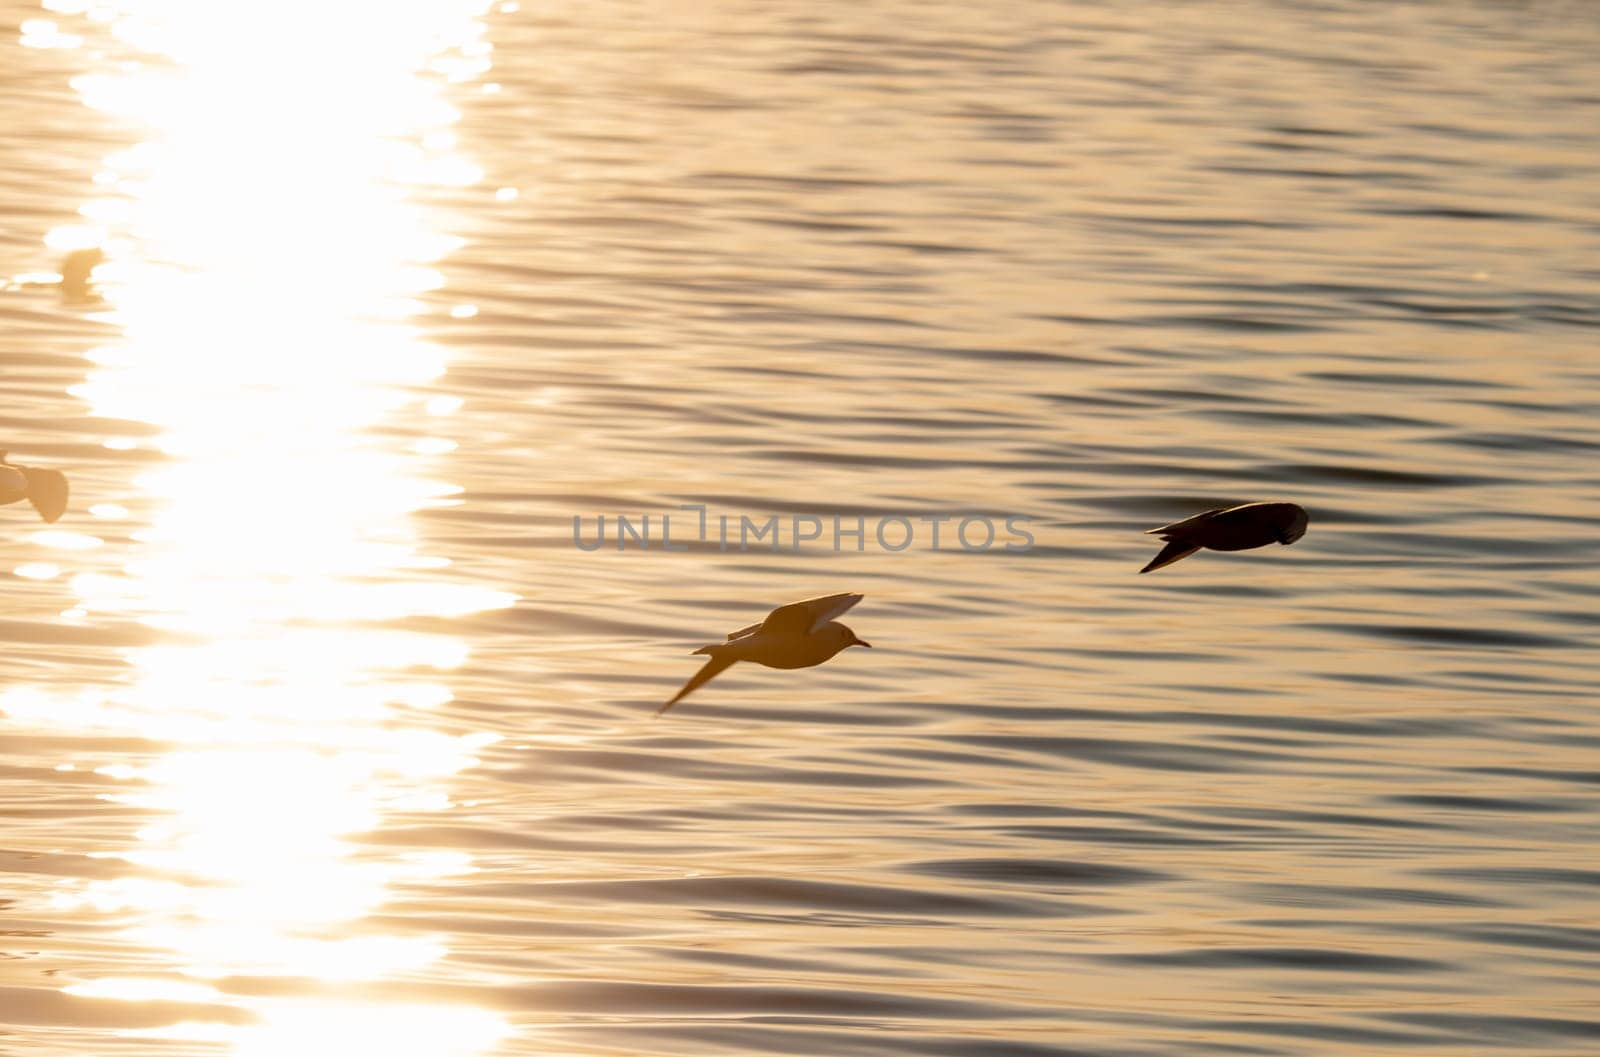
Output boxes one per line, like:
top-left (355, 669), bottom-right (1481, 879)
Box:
top-left (659, 592), bottom-right (873, 715)
top-left (0, 452), bottom-right (69, 523)
top-left (1140, 501), bottom-right (1307, 574)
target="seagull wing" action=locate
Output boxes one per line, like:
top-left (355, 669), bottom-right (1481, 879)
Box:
top-left (657, 650), bottom-right (738, 716)
top-left (761, 592), bottom-right (863, 636)
top-left (0, 466), bottom-right (27, 506)
top-left (1146, 507), bottom-right (1222, 539)
top-left (21, 467), bottom-right (68, 524)
top-left (1139, 539), bottom-right (1202, 574)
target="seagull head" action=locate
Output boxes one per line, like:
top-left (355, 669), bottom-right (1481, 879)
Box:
top-left (821, 622), bottom-right (872, 654)
top-left (1277, 504), bottom-right (1309, 545)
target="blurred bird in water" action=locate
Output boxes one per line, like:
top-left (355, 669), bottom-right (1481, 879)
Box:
top-left (59, 247), bottom-right (106, 304)
top-left (1140, 501), bottom-right (1308, 574)
top-left (0, 453), bottom-right (69, 523)
top-left (659, 592), bottom-right (873, 715)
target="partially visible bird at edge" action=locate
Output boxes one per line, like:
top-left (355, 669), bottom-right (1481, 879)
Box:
top-left (59, 247), bottom-right (106, 304)
top-left (0, 452), bottom-right (69, 523)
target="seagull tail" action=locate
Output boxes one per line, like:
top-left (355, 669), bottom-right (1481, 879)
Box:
top-left (1139, 539), bottom-right (1201, 574)
top-left (657, 646), bottom-right (738, 717)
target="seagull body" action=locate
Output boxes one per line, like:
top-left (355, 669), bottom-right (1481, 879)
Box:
top-left (659, 592), bottom-right (872, 715)
top-left (1140, 501), bottom-right (1307, 573)
top-left (0, 453), bottom-right (69, 523)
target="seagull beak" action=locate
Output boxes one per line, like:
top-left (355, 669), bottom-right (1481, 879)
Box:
top-left (851, 638), bottom-right (873, 649)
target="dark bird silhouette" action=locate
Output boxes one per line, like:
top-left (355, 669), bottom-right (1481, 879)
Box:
top-left (1140, 501), bottom-right (1308, 573)
top-left (0, 452), bottom-right (69, 523)
top-left (659, 592), bottom-right (873, 715)
top-left (59, 247), bottom-right (106, 304)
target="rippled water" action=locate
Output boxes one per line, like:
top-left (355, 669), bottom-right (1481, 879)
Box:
top-left (3, 1), bottom-right (1599, 1055)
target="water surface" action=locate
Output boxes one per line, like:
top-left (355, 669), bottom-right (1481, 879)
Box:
top-left (2, 2), bottom-right (1598, 1055)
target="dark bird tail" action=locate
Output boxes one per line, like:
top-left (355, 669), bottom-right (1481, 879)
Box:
top-left (20, 467), bottom-right (68, 524)
top-left (1140, 539), bottom-right (1201, 574)
top-left (657, 645), bottom-right (737, 716)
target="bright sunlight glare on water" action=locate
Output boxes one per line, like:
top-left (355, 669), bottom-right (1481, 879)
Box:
top-left (6, 2), bottom-right (1600, 1056)
top-left (2, 1), bottom-right (512, 1052)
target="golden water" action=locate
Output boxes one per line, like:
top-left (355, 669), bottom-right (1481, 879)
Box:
top-left (2, 2), bottom-right (1598, 1055)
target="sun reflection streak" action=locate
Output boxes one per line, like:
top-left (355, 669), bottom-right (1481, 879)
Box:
top-left (2, 0), bottom-right (510, 1052)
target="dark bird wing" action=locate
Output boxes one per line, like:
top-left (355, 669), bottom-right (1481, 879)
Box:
top-left (657, 649), bottom-right (738, 716)
top-left (1145, 507), bottom-right (1222, 540)
top-left (1140, 539), bottom-right (1202, 574)
top-left (20, 467), bottom-right (68, 524)
top-left (760, 592), bottom-right (863, 636)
